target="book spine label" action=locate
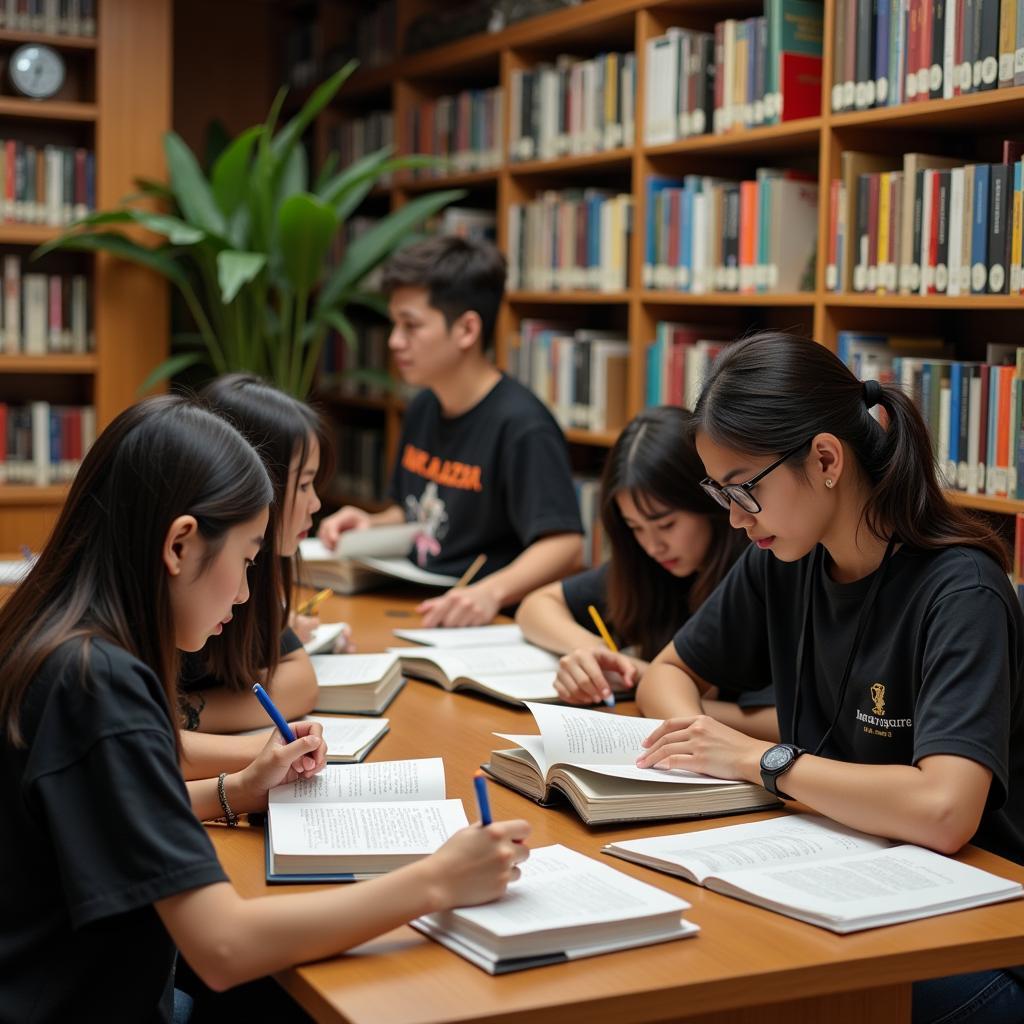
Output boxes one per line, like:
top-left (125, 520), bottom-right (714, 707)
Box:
top-left (988, 163), bottom-right (1010, 292)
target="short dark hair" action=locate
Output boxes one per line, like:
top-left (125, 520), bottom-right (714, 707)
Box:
top-left (381, 235), bottom-right (506, 349)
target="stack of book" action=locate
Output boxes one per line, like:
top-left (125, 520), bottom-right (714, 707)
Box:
top-left (0, 0), bottom-right (95, 35)
top-left (1, 258), bottom-right (92, 355)
top-left (828, 146), bottom-right (1024, 295)
top-left (644, 172), bottom-right (818, 294)
top-left (644, 1), bottom-right (823, 144)
top-left (0, 401), bottom-right (96, 485)
top-left (0, 142), bottom-right (94, 228)
top-left (645, 323), bottom-right (732, 409)
top-left (507, 319), bottom-right (629, 432)
top-left (509, 51), bottom-right (636, 161)
top-left (831, 0), bottom-right (1024, 112)
top-left (507, 189), bottom-right (632, 293)
top-left (404, 87), bottom-right (504, 176)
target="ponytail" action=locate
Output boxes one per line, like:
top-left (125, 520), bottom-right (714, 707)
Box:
top-left (695, 332), bottom-right (1009, 572)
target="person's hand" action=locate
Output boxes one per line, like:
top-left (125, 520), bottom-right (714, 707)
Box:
top-left (417, 582), bottom-right (501, 628)
top-left (636, 714), bottom-right (772, 782)
top-left (236, 720), bottom-right (326, 811)
top-left (423, 820), bottom-right (531, 910)
top-left (554, 648), bottom-right (640, 705)
top-left (290, 611), bottom-right (319, 645)
top-left (317, 506), bottom-right (371, 550)
top-left (333, 623), bottom-right (355, 653)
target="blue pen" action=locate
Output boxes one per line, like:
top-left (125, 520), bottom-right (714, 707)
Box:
top-left (473, 770), bottom-right (492, 826)
top-left (252, 683), bottom-right (296, 743)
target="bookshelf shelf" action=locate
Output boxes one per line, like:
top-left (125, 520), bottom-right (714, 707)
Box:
top-left (0, 96), bottom-right (97, 122)
top-left (564, 428), bottom-right (619, 447)
top-left (0, 30), bottom-right (97, 51)
top-left (0, 354), bottom-right (97, 373)
top-left (946, 491), bottom-right (1024, 517)
top-left (829, 86), bottom-right (1024, 132)
top-left (509, 148), bottom-right (634, 177)
top-left (507, 290), bottom-right (631, 304)
top-left (0, 484), bottom-right (68, 507)
top-left (644, 117), bottom-right (823, 158)
top-left (0, 223), bottom-right (65, 245)
top-left (826, 294), bottom-right (1024, 310)
top-left (641, 291), bottom-right (815, 306)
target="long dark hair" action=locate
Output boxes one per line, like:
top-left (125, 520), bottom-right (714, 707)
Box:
top-left (694, 332), bottom-right (1009, 570)
top-left (602, 406), bottom-right (745, 659)
top-left (0, 396), bottom-right (273, 747)
top-left (200, 373), bottom-right (334, 691)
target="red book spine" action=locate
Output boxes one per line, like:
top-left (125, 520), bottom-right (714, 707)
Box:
top-left (928, 169), bottom-right (942, 292)
top-left (919, 0), bottom-right (933, 101)
top-left (780, 53), bottom-right (824, 121)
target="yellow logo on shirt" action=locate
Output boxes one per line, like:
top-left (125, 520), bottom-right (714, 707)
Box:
top-left (870, 682), bottom-right (886, 717)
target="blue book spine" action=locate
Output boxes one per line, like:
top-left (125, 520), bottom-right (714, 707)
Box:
top-left (49, 409), bottom-right (60, 479)
top-left (949, 362), bottom-right (962, 469)
top-left (875, 0), bottom-right (891, 105)
top-left (971, 164), bottom-right (990, 293)
top-left (681, 184), bottom-right (694, 291)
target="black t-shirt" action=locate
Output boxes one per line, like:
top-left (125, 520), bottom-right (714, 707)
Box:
top-left (675, 543), bottom-right (1024, 865)
top-left (180, 626), bottom-right (304, 695)
top-left (564, 564), bottom-right (774, 709)
top-left (0, 638), bottom-right (227, 1022)
top-left (388, 374), bottom-right (583, 578)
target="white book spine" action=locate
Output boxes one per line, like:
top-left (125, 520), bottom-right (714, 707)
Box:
top-left (31, 400), bottom-right (50, 486)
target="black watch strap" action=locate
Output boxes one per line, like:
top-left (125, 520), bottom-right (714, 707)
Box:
top-left (760, 744), bottom-right (804, 800)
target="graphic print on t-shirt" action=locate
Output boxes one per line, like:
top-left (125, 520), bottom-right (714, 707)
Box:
top-left (406, 481), bottom-right (449, 566)
top-left (855, 681), bottom-right (913, 740)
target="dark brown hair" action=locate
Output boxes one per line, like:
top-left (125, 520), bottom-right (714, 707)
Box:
top-left (199, 373), bottom-right (334, 691)
top-left (694, 331), bottom-right (1009, 570)
top-left (381, 235), bottom-right (506, 348)
top-left (0, 395), bottom-right (272, 746)
top-left (602, 406), bottom-right (746, 660)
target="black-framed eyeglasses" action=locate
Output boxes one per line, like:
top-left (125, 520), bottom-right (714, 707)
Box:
top-left (700, 439), bottom-right (810, 515)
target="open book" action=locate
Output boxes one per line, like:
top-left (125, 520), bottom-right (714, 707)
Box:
top-left (393, 624), bottom-right (525, 647)
top-left (485, 702), bottom-right (778, 825)
top-left (245, 715), bottom-right (388, 764)
top-left (412, 844), bottom-right (697, 974)
top-left (311, 653), bottom-right (405, 715)
top-left (604, 814), bottom-right (1024, 933)
top-left (299, 533), bottom-right (457, 594)
top-left (265, 757), bottom-right (467, 883)
top-left (397, 644), bottom-right (563, 705)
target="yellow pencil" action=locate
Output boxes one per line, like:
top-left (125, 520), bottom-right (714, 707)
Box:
top-left (587, 604), bottom-right (618, 708)
top-left (455, 553), bottom-right (487, 589)
top-left (296, 588), bottom-right (332, 616)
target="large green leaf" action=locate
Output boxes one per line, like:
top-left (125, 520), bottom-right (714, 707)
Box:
top-left (317, 145), bottom-right (393, 206)
top-left (138, 351), bottom-right (207, 394)
top-left (131, 176), bottom-right (175, 203)
top-left (34, 231), bottom-right (188, 289)
top-left (318, 188), bottom-right (465, 308)
top-left (277, 193), bottom-right (337, 294)
top-left (275, 144), bottom-right (309, 209)
top-left (342, 290), bottom-right (390, 318)
top-left (211, 125), bottom-right (263, 217)
top-left (217, 250), bottom-right (267, 304)
top-left (39, 210), bottom-right (205, 247)
top-left (163, 132), bottom-right (226, 237)
top-left (271, 62), bottom-right (358, 161)
top-left (313, 150), bottom-right (339, 193)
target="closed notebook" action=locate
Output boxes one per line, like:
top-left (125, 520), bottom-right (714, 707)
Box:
top-left (245, 715), bottom-right (389, 764)
top-left (604, 813), bottom-right (1024, 933)
top-left (396, 644), bottom-right (562, 705)
top-left (311, 652), bottom-right (405, 715)
top-left (412, 844), bottom-right (698, 974)
top-left (485, 702), bottom-right (779, 825)
top-left (265, 757), bottom-right (467, 883)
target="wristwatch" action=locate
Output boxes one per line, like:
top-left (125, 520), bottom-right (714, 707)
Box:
top-left (759, 743), bottom-right (805, 799)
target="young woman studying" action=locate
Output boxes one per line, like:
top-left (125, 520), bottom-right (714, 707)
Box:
top-left (634, 333), bottom-right (1023, 1023)
top-left (516, 406), bottom-right (776, 741)
top-left (0, 395), bottom-right (529, 1022)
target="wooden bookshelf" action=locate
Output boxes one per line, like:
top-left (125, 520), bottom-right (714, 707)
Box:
top-left (0, 0), bottom-right (172, 549)
top-left (300, 0), bottom-right (1024, 521)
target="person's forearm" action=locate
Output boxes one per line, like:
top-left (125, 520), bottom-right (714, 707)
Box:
top-left (185, 771), bottom-right (254, 822)
top-left (477, 533), bottom-right (583, 608)
top-left (516, 588), bottom-right (603, 654)
top-left (636, 663), bottom-right (705, 719)
top-left (368, 504), bottom-right (405, 526)
top-left (703, 701), bottom-right (780, 743)
top-left (180, 730), bottom-right (264, 780)
top-left (192, 659), bottom-right (317, 733)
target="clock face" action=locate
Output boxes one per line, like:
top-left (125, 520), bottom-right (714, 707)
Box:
top-left (9, 45), bottom-right (66, 100)
top-left (762, 746), bottom-right (794, 771)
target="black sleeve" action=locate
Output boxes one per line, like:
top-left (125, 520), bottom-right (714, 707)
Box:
top-left (503, 425), bottom-right (583, 545)
top-left (279, 627), bottom-right (303, 657)
top-left (674, 544), bottom-right (771, 693)
top-left (914, 585), bottom-right (1015, 807)
top-left (29, 730), bottom-right (226, 929)
top-left (561, 565), bottom-right (610, 633)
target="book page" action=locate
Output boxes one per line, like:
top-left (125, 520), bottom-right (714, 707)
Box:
top-left (419, 844), bottom-right (688, 936)
top-left (393, 624), bottom-right (525, 647)
top-left (270, 757), bottom-right (446, 804)
top-left (244, 715), bottom-right (386, 758)
top-left (356, 555), bottom-right (459, 587)
top-left (525, 701), bottom-right (659, 766)
top-left (271, 799), bottom-right (467, 855)
top-left (310, 652), bottom-right (398, 686)
top-left (470, 672), bottom-right (558, 700)
top-left (338, 522), bottom-right (420, 560)
top-left (609, 815), bottom-right (892, 883)
top-left (405, 646), bottom-right (559, 679)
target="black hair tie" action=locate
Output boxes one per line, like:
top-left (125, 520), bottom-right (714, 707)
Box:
top-left (863, 379), bottom-right (883, 409)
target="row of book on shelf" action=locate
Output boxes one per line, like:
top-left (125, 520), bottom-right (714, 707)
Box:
top-left (832, 0), bottom-right (1024, 113)
top-left (0, 257), bottom-right (92, 355)
top-left (404, 87), bottom-right (504, 176)
top-left (0, 0), bottom-right (95, 35)
top-left (0, 401), bottom-right (95, 485)
top-left (827, 144), bottom-right (1024, 295)
top-left (508, 51), bottom-right (635, 162)
top-left (645, 1), bottom-right (823, 145)
top-left (645, 172), bottom-right (818, 294)
top-left (0, 142), bottom-right (95, 229)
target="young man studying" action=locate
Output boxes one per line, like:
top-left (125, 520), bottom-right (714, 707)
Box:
top-left (318, 236), bottom-right (584, 627)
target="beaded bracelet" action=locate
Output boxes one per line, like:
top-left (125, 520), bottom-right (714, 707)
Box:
top-left (217, 772), bottom-right (238, 828)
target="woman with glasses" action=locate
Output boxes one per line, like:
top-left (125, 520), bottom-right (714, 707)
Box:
top-left (517, 406), bottom-right (777, 741)
top-left (635, 332), bottom-right (1023, 1024)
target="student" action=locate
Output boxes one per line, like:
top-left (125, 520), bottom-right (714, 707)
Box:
top-left (0, 395), bottom-right (530, 1022)
top-left (516, 406), bottom-right (775, 739)
top-left (633, 333), bottom-right (1023, 1023)
top-left (317, 236), bottom-right (584, 627)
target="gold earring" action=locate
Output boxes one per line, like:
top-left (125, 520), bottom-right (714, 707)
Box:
top-left (825, 479), bottom-right (834, 489)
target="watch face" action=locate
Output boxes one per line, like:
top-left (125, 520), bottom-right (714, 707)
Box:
top-left (762, 745), bottom-right (794, 771)
top-left (9, 45), bottom-right (66, 100)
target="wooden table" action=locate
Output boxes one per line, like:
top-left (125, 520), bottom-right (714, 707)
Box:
top-left (210, 587), bottom-right (1024, 1024)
